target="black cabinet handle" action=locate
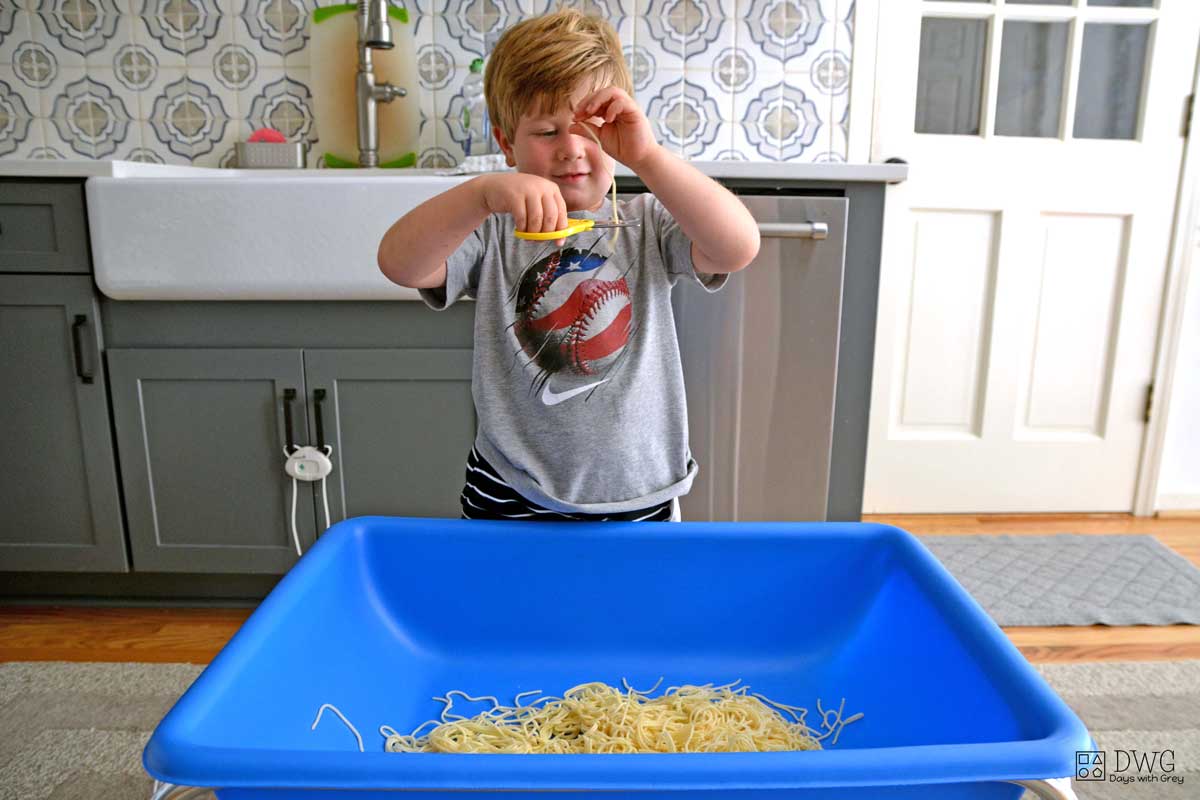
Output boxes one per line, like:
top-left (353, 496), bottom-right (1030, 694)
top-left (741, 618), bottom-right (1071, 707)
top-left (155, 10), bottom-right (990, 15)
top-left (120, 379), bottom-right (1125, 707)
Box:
top-left (283, 388), bottom-right (297, 451)
top-left (71, 314), bottom-right (93, 384)
top-left (314, 388), bottom-right (327, 450)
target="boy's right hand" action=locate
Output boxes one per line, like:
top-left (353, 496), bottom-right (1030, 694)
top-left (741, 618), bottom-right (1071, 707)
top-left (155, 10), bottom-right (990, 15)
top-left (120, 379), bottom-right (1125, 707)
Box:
top-left (477, 173), bottom-right (570, 247)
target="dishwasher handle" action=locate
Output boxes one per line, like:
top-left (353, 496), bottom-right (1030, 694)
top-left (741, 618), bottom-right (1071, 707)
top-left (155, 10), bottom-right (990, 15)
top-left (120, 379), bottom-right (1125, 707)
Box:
top-left (758, 221), bottom-right (828, 240)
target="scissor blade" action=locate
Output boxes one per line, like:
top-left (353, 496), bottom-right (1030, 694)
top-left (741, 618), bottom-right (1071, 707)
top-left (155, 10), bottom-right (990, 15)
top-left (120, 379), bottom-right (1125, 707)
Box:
top-left (590, 221), bottom-right (641, 229)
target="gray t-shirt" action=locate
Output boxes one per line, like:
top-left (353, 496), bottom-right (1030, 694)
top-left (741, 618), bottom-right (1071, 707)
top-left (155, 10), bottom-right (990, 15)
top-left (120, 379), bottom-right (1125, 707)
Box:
top-left (420, 192), bottom-right (726, 514)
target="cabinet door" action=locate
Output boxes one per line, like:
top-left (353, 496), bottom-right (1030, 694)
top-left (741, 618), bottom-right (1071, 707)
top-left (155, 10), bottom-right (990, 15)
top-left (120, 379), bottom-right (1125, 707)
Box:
top-left (108, 349), bottom-right (315, 573)
top-left (0, 181), bottom-right (90, 274)
top-left (0, 275), bottom-right (126, 571)
top-left (303, 349), bottom-right (474, 522)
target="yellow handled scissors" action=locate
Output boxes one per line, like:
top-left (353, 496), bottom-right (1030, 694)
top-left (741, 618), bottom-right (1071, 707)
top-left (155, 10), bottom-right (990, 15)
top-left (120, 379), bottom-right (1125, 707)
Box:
top-left (514, 217), bottom-right (640, 241)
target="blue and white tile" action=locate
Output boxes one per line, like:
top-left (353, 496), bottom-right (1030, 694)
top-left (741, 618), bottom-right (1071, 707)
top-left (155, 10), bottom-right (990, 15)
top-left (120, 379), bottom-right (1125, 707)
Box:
top-left (81, 13), bottom-right (137, 71)
top-left (145, 72), bottom-right (229, 158)
top-left (236, 63), bottom-right (280, 126)
top-left (410, 0), bottom-right (449, 15)
top-left (670, 77), bottom-right (725, 158)
top-left (433, 116), bottom-right (464, 164)
top-left (230, 7), bottom-right (281, 69)
top-left (206, 36), bottom-right (258, 98)
top-left (33, 0), bottom-right (124, 61)
top-left (138, 63), bottom-right (185, 121)
top-left (417, 138), bottom-right (457, 169)
top-left (410, 11), bottom-right (436, 49)
top-left (120, 121), bottom-right (166, 161)
top-left (0, 68), bottom-right (39, 157)
top-left (241, 67), bottom-right (315, 143)
top-left (415, 100), bottom-right (440, 162)
top-left (737, 0), bottom-right (823, 66)
top-left (0, 10), bottom-right (34, 71)
top-left (634, 18), bottom-right (683, 74)
top-left (239, 0), bottom-right (309, 65)
top-left (191, 110), bottom-right (241, 165)
top-left (183, 11), bottom-right (234, 71)
top-left (426, 14), bottom-right (473, 70)
top-left (9, 117), bottom-right (49, 158)
top-left (47, 75), bottom-right (136, 158)
top-left (29, 11), bottom-right (83, 69)
top-left (130, 117), bottom-right (191, 162)
top-left (36, 62), bottom-right (81, 117)
top-left (683, 16), bottom-right (734, 123)
top-left (1, 58), bottom-right (46, 119)
top-left (85, 65), bottom-right (143, 131)
top-left (187, 65), bottom-right (238, 121)
top-left (772, 76), bottom-right (821, 160)
top-left (132, 6), bottom-right (186, 69)
top-left (732, 120), bottom-right (774, 160)
top-left (282, 63), bottom-right (315, 142)
top-left (731, 46), bottom-right (779, 127)
top-left (445, 0), bottom-right (521, 58)
top-left (624, 40), bottom-right (658, 97)
top-left (639, 67), bottom-right (684, 156)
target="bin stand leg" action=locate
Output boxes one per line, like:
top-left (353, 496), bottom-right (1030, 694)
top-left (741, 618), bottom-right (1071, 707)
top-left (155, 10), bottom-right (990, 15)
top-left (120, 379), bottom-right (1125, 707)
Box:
top-left (150, 781), bottom-right (214, 800)
top-left (1010, 777), bottom-right (1079, 799)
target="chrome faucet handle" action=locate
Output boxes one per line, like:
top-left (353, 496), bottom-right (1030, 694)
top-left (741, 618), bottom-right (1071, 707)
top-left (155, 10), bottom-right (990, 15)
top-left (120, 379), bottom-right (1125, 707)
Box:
top-left (373, 83), bottom-right (407, 102)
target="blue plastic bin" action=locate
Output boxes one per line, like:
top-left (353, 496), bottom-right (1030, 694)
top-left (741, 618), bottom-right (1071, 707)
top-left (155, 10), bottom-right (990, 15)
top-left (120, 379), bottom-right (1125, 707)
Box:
top-left (144, 518), bottom-right (1090, 799)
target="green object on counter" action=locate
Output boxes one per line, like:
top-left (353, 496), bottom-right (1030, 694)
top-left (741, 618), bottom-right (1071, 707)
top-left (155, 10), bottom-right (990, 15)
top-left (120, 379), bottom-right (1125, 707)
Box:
top-left (323, 151), bottom-right (417, 168)
top-left (313, 3), bottom-right (409, 25)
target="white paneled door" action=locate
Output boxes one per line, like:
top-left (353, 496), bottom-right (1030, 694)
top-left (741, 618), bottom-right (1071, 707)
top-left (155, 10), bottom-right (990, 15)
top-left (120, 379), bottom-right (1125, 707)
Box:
top-left (865, 0), bottom-right (1200, 513)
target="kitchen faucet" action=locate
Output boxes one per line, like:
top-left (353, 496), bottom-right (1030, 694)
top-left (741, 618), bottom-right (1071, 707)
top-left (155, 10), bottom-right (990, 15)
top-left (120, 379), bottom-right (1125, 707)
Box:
top-left (356, 0), bottom-right (407, 167)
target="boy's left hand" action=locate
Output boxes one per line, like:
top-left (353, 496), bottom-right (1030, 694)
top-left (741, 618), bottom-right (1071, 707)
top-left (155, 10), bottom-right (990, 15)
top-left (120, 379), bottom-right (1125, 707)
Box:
top-left (570, 88), bottom-right (659, 171)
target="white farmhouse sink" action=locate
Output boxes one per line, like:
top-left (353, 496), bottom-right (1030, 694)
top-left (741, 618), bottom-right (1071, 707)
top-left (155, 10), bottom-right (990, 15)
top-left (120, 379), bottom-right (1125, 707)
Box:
top-left (86, 167), bottom-right (478, 300)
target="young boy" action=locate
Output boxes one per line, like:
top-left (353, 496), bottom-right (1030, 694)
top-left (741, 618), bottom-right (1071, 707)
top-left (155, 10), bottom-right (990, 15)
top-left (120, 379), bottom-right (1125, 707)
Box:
top-left (377, 9), bottom-right (759, 522)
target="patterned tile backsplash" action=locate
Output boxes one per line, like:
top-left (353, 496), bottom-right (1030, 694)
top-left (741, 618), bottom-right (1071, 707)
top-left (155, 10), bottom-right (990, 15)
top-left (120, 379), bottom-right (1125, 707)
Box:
top-left (0, 0), bottom-right (854, 167)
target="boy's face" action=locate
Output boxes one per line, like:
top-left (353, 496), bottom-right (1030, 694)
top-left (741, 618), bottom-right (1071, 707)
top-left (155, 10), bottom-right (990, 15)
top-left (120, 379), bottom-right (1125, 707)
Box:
top-left (493, 82), bottom-right (615, 213)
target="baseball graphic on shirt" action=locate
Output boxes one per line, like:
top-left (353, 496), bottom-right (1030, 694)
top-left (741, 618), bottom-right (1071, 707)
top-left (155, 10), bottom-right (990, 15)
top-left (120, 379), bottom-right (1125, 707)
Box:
top-left (512, 245), bottom-right (633, 403)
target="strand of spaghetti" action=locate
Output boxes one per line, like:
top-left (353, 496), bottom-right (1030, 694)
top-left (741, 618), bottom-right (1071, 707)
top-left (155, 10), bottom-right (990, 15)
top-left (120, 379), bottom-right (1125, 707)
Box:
top-left (311, 703), bottom-right (364, 753)
top-left (575, 120), bottom-right (620, 249)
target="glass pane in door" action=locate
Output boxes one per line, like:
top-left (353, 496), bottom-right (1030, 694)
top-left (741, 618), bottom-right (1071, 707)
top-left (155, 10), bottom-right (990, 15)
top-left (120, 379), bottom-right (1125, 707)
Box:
top-left (1074, 23), bottom-right (1150, 139)
top-left (915, 18), bottom-right (988, 135)
top-left (1007, 1), bottom-right (1072, 5)
top-left (995, 21), bottom-right (1069, 137)
top-left (1089, 0), bottom-right (1155, 7)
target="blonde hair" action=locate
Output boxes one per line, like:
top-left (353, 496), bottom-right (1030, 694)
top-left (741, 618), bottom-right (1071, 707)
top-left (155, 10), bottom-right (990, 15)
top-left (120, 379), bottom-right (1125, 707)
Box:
top-left (485, 8), bottom-right (634, 142)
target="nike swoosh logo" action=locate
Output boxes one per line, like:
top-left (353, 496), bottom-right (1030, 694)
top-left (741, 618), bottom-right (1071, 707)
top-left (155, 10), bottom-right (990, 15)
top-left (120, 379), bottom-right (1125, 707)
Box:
top-left (541, 379), bottom-right (608, 406)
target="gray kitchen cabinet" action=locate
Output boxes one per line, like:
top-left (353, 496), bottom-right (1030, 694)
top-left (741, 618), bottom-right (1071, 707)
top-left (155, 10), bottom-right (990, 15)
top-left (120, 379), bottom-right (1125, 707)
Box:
top-left (0, 275), bottom-right (126, 571)
top-left (303, 349), bottom-right (475, 522)
top-left (107, 349), bottom-right (317, 574)
top-left (0, 181), bottom-right (90, 274)
top-left (105, 346), bottom-right (475, 574)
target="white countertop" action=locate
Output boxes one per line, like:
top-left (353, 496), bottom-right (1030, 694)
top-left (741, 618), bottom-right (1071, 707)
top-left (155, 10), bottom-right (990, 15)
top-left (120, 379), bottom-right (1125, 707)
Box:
top-left (0, 159), bottom-right (907, 183)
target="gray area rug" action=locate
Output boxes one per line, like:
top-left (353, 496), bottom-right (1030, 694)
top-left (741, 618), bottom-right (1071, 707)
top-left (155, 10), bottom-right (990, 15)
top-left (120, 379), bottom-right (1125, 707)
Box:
top-left (920, 534), bottom-right (1200, 627)
top-left (0, 660), bottom-right (1197, 799)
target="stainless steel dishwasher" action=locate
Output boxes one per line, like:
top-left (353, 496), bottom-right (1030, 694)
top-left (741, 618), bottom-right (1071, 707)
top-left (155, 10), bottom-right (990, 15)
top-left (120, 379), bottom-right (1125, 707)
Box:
top-left (667, 194), bottom-right (849, 522)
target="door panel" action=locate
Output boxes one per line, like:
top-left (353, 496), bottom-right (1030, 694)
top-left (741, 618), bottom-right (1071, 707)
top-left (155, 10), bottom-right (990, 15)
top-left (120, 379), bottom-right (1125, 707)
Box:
top-left (303, 349), bottom-right (474, 524)
top-left (108, 349), bottom-right (312, 573)
top-left (866, 0), bottom-right (1199, 512)
top-left (0, 276), bottom-right (126, 571)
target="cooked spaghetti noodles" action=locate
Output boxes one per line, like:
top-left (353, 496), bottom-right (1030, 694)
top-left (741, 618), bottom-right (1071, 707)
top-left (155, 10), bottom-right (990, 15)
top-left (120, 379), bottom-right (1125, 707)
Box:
top-left (575, 117), bottom-right (621, 249)
top-left (380, 680), bottom-right (863, 754)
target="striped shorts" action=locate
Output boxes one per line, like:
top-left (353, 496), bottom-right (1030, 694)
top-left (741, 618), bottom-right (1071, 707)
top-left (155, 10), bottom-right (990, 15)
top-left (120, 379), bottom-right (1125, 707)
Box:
top-left (459, 447), bottom-right (676, 522)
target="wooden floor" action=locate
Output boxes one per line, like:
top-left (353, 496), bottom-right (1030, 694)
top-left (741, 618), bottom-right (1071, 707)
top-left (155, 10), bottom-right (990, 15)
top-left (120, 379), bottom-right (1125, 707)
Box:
top-left (0, 514), bottom-right (1196, 665)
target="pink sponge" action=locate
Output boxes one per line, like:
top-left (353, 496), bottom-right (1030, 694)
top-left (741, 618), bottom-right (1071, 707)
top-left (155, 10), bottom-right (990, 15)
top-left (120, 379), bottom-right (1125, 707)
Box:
top-left (248, 128), bottom-right (287, 144)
